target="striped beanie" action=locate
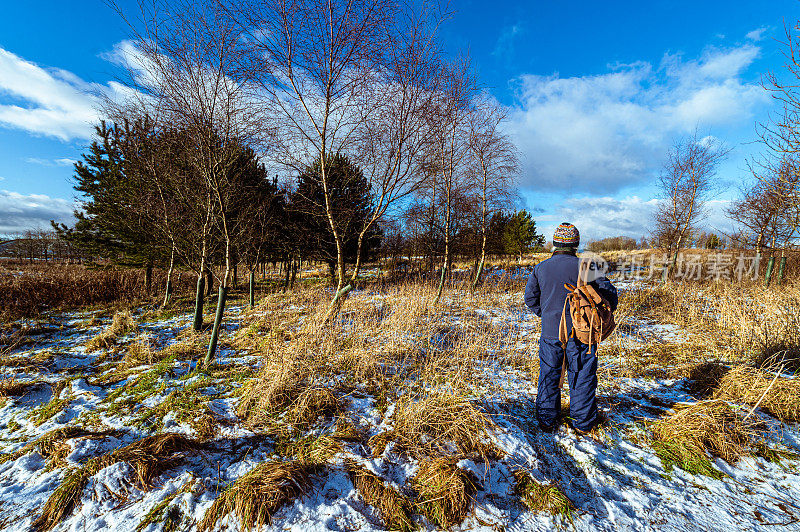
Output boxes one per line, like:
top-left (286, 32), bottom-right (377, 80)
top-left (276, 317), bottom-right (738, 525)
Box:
top-left (553, 222), bottom-right (579, 248)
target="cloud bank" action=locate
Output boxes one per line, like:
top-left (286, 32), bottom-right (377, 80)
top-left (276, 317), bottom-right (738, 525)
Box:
top-left (0, 190), bottom-right (75, 236)
top-left (507, 43), bottom-right (768, 193)
top-left (0, 47), bottom-right (127, 141)
top-left (536, 196), bottom-right (735, 243)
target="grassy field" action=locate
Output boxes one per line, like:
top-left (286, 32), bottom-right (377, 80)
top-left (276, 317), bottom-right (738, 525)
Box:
top-left (0, 263), bottom-right (799, 531)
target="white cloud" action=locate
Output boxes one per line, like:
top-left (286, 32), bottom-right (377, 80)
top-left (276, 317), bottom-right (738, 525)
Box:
top-left (536, 196), bottom-right (735, 242)
top-left (507, 44), bottom-right (769, 193)
top-left (0, 190), bottom-right (75, 235)
top-left (0, 48), bottom-right (123, 141)
top-left (492, 24), bottom-right (523, 58)
top-left (25, 157), bottom-right (77, 167)
top-left (746, 27), bottom-right (768, 42)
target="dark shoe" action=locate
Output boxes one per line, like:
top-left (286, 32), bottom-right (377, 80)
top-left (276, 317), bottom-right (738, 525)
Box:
top-left (538, 423), bottom-right (556, 433)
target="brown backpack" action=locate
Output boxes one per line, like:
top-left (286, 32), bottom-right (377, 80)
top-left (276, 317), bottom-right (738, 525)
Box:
top-left (559, 260), bottom-right (616, 346)
top-left (558, 260), bottom-right (615, 388)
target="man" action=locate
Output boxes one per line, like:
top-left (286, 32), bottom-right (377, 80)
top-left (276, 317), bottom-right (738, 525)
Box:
top-left (524, 222), bottom-right (618, 434)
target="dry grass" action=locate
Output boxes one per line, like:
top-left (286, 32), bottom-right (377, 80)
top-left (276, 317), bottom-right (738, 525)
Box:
top-left (121, 335), bottom-right (201, 367)
top-left (0, 426), bottom-right (117, 468)
top-left (0, 262), bottom-right (195, 320)
top-left (715, 365), bottom-right (800, 423)
top-left (32, 433), bottom-right (200, 532)
top-left (385, 390), bottom-right (499, 460)
top-left (680, 361), bottom-right (730, 398)
top-left (512, 469), bottom-right (573, 518)
top-left (0, 377), bottom-right (39, 397)
top-left (236, 354), bottom-right (342, 434)
top-left (411, 457), bottom-right (480, 529)
top-left (650, 400), bottom-right (757, 478)
top-left (346, 461), bottom-right (415, 532)
top-left (198, 460), bottom-right (320, 532)
top-left (85, 310), bottom-right (137, 352)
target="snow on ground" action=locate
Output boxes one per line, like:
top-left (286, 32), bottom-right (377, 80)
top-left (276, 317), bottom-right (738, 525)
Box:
top-left (0, 284), bottom-right (798, 532)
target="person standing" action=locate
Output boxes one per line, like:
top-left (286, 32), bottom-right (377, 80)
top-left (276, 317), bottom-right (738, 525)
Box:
top-left (524, 222), bottom-right (618, 433)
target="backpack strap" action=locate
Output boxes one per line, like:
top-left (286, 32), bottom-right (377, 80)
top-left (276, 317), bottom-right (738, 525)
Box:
top-left (577, 259), bottom-right (591, 288)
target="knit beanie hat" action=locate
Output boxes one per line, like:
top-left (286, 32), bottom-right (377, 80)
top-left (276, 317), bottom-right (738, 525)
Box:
top-left (553, 222), bottom-right (580, 248)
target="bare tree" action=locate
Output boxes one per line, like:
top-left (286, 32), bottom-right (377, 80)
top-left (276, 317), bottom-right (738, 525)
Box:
top-left (227, 0), bottom-right (443, 318)
top-left (652, 132), bottom-right (729, 279)
top-left (466, 95), bottom-right (518, 290)
top-left (420, 59), bottom-right (476, 304)
top-left (111, 0), bottom-right (264, 365)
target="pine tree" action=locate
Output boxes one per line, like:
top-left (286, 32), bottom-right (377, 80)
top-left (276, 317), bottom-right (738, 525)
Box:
top-left (290, 153), bottom-right (381, 281)
top-left (53, 121), bottom-right (163, 277)
top-left (502, 210), bottom-right (544, 261)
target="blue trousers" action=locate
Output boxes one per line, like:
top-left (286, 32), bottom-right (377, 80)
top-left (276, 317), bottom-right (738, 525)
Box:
top-left (536, 336), bottom-right (598, 432)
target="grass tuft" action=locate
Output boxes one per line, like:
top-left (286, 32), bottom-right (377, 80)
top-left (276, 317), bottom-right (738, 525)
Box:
top-left (346, 461), bottom-right (415, 532)
top-left (85, 310), bottom-right (136, 352)
top-left (198, 460), bottom-right (320, 532)
top-left (512, 469), bottom-right (574, 518)
top-left (32, 433), bottom-right (200, 531)
top-left (714, 365), bottom-right (800, 423)
top-left (411, 457), bottom-right (480, 529)
top-left (650, 400), bottom-right (754, 478)
top-left (389, 390), bottom-right (498, 460)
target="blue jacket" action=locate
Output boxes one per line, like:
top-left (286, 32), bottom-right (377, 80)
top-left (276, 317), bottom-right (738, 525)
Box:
top-left (525, 251), bottom-right (618, 339)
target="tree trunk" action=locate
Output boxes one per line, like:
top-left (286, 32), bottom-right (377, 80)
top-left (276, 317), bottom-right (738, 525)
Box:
top-left (776, 249), bottom-right (787, 285)
top-left (764, 256), bottom-right (775, 287)
top-left (204, 242), bottom-right (231, 368)
top-left (283, 257), bottom-right (291, 291)
top-left (249, 270), bottom-right (255, 307)
top-left (162, 246), bottom-right (175, 309)
top-left (205, 268), bottom-right (214, 297)
top-left (435, 239), bottom-right (450, 305)
top-left (192, 274), bottom-right (205, 331)
top-left (204, 285), bottom-right (226, 367)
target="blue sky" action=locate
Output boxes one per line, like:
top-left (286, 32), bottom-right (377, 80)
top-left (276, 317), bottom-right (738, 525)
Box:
top-left (0, 1), bottom-right (798, 240)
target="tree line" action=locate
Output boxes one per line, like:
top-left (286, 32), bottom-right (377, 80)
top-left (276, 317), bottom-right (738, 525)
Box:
top-left (649, 21), bottom-right (800, 283)
top-left (48, 0), bottom-right (544, 366)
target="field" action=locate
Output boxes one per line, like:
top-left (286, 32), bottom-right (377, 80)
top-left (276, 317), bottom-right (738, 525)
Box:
top-left (0, 262), bottom-right (799, 531)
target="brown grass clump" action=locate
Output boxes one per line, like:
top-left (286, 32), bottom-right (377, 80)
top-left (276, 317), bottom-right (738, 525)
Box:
top-left (715, 365), bottom-right (800, 423)
top-left (32, 433), bottom-right (200, 532)
top-left (0, 426), bottom-right (117, 468)
top-left (346, 461), bottom-right (415, 532)
top-left (681, 361), bottom-right (730, 398)
top-left (411, 457), bottom-right (480, 529)
top-left (85, 310), bottom-right (137, 352)
top-left (0, 377), bottom-right (39, 397)
top-left (388, 391), bottom-right (498, 459)
top-left (0, 262), bottom-right (195, 320)
top-left (512, 469), bottom-right (573, 518)
top-left (111, 433), bottom-right (199, 487)
top-left (650, 400), bottom-right (754, 479)
top-left (198, 460), bottom-right (320, 532)
top-left (237, 355), bottom-right (341, 433)
top-left (122, 336), bottom-right (200, 367)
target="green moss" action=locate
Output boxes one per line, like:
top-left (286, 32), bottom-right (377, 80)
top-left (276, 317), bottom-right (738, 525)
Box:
top-left (27, 380), bottom-right (71, 426)
top-left (513, 470), bottom-right (574, 519)
top-left (135, 492), bottom-right (182, 532)
top-left (652, 440), bottom-right (724, 480)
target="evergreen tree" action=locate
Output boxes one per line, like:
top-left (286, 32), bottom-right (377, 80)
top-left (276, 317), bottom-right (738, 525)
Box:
top-left (502, 210), bottom-right (544, 260)
top-left (53, 121), bottom-right (164, 274)
top-left (290, 153), bottom-right (381, 280)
